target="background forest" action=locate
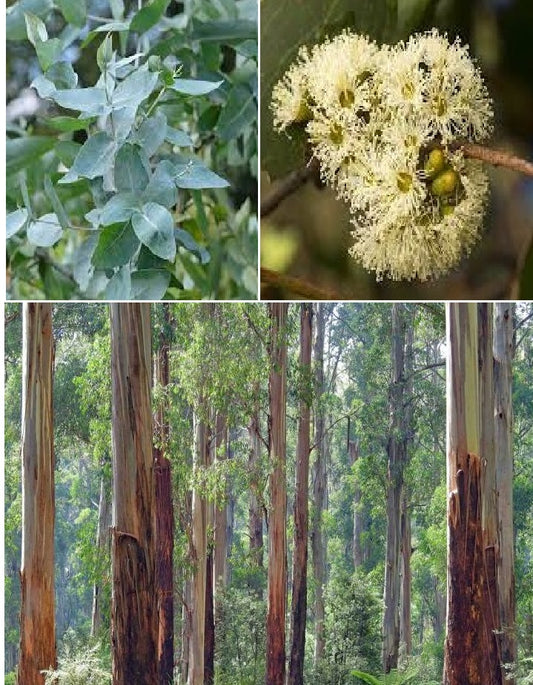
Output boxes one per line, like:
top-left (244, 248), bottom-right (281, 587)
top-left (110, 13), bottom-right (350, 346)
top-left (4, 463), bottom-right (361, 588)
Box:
top-left (4, 302), bottom-right (533, 684)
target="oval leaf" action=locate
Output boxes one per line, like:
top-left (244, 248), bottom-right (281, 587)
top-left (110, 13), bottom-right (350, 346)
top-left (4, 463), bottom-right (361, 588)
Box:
top-left (171, 78), bottom-right (223, 96)
top-left (27, 212), bottom-right (63, 246)
top-left (132, 202), bottom-right (176, 261)
top-left (7, 208), bottom-right (29, 238)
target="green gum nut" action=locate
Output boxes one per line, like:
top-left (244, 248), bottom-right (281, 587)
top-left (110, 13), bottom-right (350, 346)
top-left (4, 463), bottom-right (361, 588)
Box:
top-left (441, 203), bottom-right (455, 217)
top-left (431, 168), bottom-right (459, 196)
top-left (424, 149), bottom-right (446, 180)
top-left (294, 97), bottom-right (313, 124)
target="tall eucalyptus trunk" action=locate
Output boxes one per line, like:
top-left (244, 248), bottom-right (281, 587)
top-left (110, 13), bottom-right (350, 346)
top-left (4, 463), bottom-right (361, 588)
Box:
top-left (266, 303), bottom-right (288, 685)
top-left (110, 303), bottom-right (157, 685)
top-left (18, 303), bottom-right (56, 685)
top-left (288, 303), bottom-right (313, 685)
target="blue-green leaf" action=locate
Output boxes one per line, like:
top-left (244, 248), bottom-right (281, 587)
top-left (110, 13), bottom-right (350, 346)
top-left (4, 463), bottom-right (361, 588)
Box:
top-left (191, 19), bottom-right (257, 43)
top-left (132, 202), bottom-right (176, 260)
top-left (24, 11), bottom-right (48, 45)
top-left (134, 110), bottom-right (167, 157)
top-left (175, 228), bottom-right (209, 264)
top-left (100, 192), bottom-right (140, 226)
top-left (92, 222), bottom-right (140, 268)
top-left (44, 175), bottom-right (70, 229)
top-left (165, 126), bottom-right (193, 147)
top-left (216, 83), bottom-right (256, 141)
top-left (7, 209), bottom-right (29, 238)
top-left (27, 212), bottom-right (63, 246)
top-left (105, 265), bottom-right (131, 299)
top-left (52, 87), bottom-right (108, 115)
top-left (131, 269), bottom-right (171, 300)
top-left (143, 161), bottom-right (177, 208)
top-left (60, 132), bottom-right (116, 183)
top-left (114, 143), bottom-right (150, 193)
top-left (173, 158), bottom-right (229, 189)
top-left (112, 68), bottom-right (158, 109)
top-left (56, 0), bottom-right (86, 28)
top-left (45, 61), bottom-right (78, 89)
top-left (35, 38), bottom-right (63, 71)
top-left (130, 0), bottom-right (170, 33)
top-left (72, 234), bottom-right (97, 291)
top-left (171, 78), bottom-right (224, 96)
top-left (7, 136), bottom-right (56, 174)
top-left (7, 0), bottom-right (53, 42)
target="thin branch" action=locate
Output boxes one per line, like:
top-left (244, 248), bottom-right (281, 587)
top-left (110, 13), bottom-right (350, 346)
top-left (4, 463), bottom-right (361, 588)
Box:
top-left (260, 267), bottom-right (343, 300)
top-left (260, 160), bottom-right (319, 217)
top-left (309, 408), bottom-right (361, 454)
top-left (458, 142), bottom-right (533, 176)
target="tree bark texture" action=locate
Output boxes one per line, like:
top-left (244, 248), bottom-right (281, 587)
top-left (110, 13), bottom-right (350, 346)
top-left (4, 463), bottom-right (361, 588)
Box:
top-left (189, 409), bottom-right (208, 685)
top-left (110, 303), bottom-right (157, 685)
top-left (444, 303), bottom-right (503, 685)
top-left (400, 492), bottom-right (412, 656)
top-left (154, 304), bottom-right (174, 685)
top-left (311, 303), bottom-right (327, 667)
top-left (493, 303), bottom-right (516, 681)
top-left (288, 303), bottom-right (313, 685)
top-left (382, 303), bottom-right (414, 673)
top-left (18, 303), bottom-right (56, 685)
top-left (214, 412), bottom-right (228, 593)
top-left (266, 303), bottom-right (288, 685)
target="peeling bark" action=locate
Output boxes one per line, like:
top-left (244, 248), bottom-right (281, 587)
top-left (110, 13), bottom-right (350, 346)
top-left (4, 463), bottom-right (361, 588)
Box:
top-left (18, 303), bottom-right (56, 685)
top-left (110, 303), bottom-right (157, 685)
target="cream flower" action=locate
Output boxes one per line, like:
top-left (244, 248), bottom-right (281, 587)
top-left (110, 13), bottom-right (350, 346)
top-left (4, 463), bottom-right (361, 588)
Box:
top-left (270, 29), bottom-right (494, 281)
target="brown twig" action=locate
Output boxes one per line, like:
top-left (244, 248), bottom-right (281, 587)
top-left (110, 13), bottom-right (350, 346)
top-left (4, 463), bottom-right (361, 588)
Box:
top-left (459, 142), bottom-right (533, 176)
top-left (260, 160), bottom-right (319, 217)
top-left (260, 267), bottom-right (343, 300)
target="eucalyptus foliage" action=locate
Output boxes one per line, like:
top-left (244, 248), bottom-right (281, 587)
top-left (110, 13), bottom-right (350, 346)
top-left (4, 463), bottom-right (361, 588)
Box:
top-left (7, 0), bottom-right (257, 299)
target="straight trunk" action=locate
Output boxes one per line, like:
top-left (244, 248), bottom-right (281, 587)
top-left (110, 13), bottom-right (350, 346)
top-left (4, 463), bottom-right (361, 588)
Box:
top-left (382, 304), bottom-right (413, 673)
top-left (214, 413), bottom-right (228, 594)
top-left (18, 303), bottom-right (56, 685)
top-left (180, 578), bottom-right (192, 684)
top-left (400, 493), bottom-right (412, 656)
top-left (110, 303), bottom-right (157, 685)
top-left (311, 303), bottom-right (327, 667)
top-left (91, 462), bottom-right (111, 638)
top-left (154, 304), bottom-right (174, 685)
top-left (493, 303), bottom-right (516, 682)
top-left (189, 409), bottom-right (208, 685)
top-left (249, 397), bottom-right (264, 580)
top-left (266, 303), bottom-right (288, 685)
top-left (350, 440), bottom-right (363, 569)
top-left (443, 303), bottom-right (502, 685)
top-left (288, 303), bottom-right (313, 685)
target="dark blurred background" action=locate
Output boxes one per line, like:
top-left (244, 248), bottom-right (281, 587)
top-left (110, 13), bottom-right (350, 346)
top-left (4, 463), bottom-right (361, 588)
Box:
top-left (261, 0), bottom-right (533, 300)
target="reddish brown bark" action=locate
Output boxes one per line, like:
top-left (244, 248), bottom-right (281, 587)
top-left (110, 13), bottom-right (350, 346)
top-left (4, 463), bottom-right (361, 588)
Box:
top-left (154, 304), bottom-right (174, 685)
top-left (288, 303), bottom-right (313, 685)
top-left (248, 396), bottom-right (264, 576)
top-left (266, 303), bottom-right (288, 685)
top-left (444, 303), bottom-right (503, 685)
top-left (110, 303), bottom-right (157, 685)
top-left (18, 303), bottom-right (56, 685)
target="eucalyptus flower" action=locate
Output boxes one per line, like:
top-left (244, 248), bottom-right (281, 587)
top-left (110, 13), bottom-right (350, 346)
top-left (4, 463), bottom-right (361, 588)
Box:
top-left (270, 29), bottom-right (494, 281)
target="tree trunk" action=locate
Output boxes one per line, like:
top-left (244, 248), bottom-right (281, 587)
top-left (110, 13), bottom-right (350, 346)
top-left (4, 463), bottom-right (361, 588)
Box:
top-left (91, 460), bottom-right (111, 638)
top-left (311, 303), bottom-right (327, 668)
top-left (189, 409), bottom-right (208, 685)
top-left (399, 492), bottom-right (412, 656)
top-left (350, 440), bottom-right (364, 569)
top-left (180, 578), bottom-right (192, 684)
top-left (493, 303), bottom-right (516, 682)
top-left (443, 302), bottom-right (502, 685)
top-left (382, 304), bottom-right (414, 672)
top-left (248, 395), bottom-right (264, 585)
top-left (266, 303), bottom-right (288, 685)
top-left (214, 412), bottom-right (228, 594)
top-left (288, 303), bottom-right (313, 685)
top-left (154, 304), bottom-right (174, 685)
top-left (18, 303), bottom-right (56, 685)
top-left (110, 303), bottom-right (157, 685)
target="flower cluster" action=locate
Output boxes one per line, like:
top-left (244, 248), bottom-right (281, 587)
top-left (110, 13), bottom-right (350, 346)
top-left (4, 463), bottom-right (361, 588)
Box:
top-left (271, 30), bottom-right (493, 281)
